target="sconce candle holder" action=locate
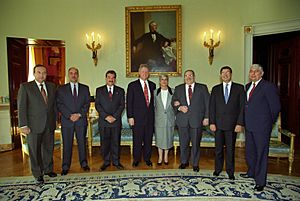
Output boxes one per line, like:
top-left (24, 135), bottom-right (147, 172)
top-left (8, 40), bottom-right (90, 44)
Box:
top-left (203, 29), bottom-right (221, 65)
top-left (86, 32), bottom-right (102, 66)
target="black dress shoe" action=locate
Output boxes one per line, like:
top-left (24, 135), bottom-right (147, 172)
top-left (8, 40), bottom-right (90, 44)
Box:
top-left (82, 165), bottom-right (90, 171)
top-left (157, 162), bottom-right (162, 166)
top-left (254, 185), bottom-right (265, 191)
top-left (132, 161), bottom-right (139, 167)
top-left (113, 163), bottom-right (125, 170)
top-left (100, 164), bottom-right (110, 171)
top-left (240, 173), bottom-right (252, 178)
top-left (61, 170), bottom-right (68, 176)
top-left (145, 161), bottom-right (153, 167)
top-left (228, 175), bottom-right (235, 180)
top-left (45, 172), bottom-right (57, 177)
top-left (193, 166), bottom-right (199, 172)
top-left (164, 162), bottom-right (169, 165)
top-left (179, 163), bottom-right (188, 169)
top-left (35, 176), bottom-right (44, 185)
top-left (213, 171), bottom-right (220, 176)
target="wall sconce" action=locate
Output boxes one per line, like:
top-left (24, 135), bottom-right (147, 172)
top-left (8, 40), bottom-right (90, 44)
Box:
top-left (203, 29), bottom-right (221, 65)
top-left (85, 32), bottom-right (102, 66)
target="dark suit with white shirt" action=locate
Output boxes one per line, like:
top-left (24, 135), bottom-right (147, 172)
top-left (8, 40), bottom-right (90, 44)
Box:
top-left (56, 82), bottom-right (90, 171)
top-left (245, 79), bottom-right (280, 186)
top-left (172, 83), bottom-right (210, 167)
top-left (126, 79), bottom-right (156, 163)
top-left (17, 80), bottom-right (57, 178)
top-left (95, 85), bottom-right (125, 166)
top-left (209, 82), bottom-right (245, 176)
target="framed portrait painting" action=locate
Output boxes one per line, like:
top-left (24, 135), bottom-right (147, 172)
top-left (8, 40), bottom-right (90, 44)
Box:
top-left (125, 5), bottom-right (182, 77)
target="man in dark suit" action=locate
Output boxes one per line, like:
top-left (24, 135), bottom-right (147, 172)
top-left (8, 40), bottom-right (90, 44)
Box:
top-left (172, 70), bottom-right (210, 172)
top-left (56, 67), bottom-right (90, 176)
top-left (18, 64), bottom-right (57, 185)
top-left (127, 64), bottom-right (156, 167)
top-left (240, 64), bottom-right (280, 191)
top-left (209, 66), bottom-right (245, 180)
top-left (95, 70), bottom-right (125, 171)
top-left (132, 21), bottom-right (170, 71)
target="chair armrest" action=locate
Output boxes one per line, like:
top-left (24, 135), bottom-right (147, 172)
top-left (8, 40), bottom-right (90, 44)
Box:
top-left (280, 128), bottom-right (296, 138)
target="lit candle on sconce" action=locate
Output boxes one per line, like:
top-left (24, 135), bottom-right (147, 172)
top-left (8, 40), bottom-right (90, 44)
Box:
top-left (85, 32), bottom-right (102, 66)
top-left (85, 34), bottom-right (89, 44)
top-left (203, 29), bottom-right (221, 65)
top-left (91, 32), bottom-right (95, 42)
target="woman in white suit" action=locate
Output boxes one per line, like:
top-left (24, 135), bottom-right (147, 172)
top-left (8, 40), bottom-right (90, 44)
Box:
top-left (154, 74), bottom-right (175, 165)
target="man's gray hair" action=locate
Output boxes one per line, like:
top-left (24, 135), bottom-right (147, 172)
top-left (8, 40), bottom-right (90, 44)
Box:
top-left (250, 64), bottom-right (264, 73)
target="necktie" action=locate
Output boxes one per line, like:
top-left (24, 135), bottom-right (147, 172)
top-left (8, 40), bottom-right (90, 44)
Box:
top-left (224, 84), bottom-right (229, 104)
top-left (108, 87), bottom-right (113, 101)
top-left (40, 84), bottom-right (47, 104)
top-left (248, 83), bottom-right (256, 100)
top-left (73, 84), bottom-right (78, 101)
top-left (188, 85), bottom-right (193, 104)
top-left (144, 81), bottom-right (149, 107)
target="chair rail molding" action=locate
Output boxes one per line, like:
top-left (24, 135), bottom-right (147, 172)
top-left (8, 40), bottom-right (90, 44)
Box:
top-left (243, 18), bottom-right (300, 84)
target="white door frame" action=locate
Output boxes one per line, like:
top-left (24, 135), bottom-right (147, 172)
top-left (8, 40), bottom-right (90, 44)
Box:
top-left (243, 18), bottom-right (300, 84)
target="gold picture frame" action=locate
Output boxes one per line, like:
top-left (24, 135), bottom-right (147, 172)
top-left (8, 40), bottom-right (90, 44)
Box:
top-left (125, 5), bottom-right (182, 77)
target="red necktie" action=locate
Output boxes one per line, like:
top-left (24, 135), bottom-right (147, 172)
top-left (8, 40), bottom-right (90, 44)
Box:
top-left (108, 87), bottom-right (113, 101)
top-left (248, 83), bottom-right (256, 100)
top-left (40, 84), bottom-right (48, 104)
top-left (188, 85), bottom-right (193, 104)
top-left (144, 81), bottom-right (149, 107)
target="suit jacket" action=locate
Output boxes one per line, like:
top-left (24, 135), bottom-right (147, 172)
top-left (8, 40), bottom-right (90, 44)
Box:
top-left (126, 79), bottom-right (156, 126)
top-left (245, 79), bottom-right (281, 132)
top-left (95, 85), bottom-right (125, 127)
top-left (56, 83), bottom-right (90, 127)
top-left (154, 87), bottom-right (175, 128)
top-left (172, 83), bottom-right (210, 128)
top-left (18, 81), bottom-right (57, 133)
top-left (209, 82), bottom-right (245, 130)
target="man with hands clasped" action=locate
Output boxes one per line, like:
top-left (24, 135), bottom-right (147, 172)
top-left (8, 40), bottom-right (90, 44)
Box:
top-left (172, 70), bottom-right (210, 172)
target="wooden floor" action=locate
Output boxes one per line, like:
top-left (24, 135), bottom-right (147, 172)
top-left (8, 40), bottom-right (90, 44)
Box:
top-left (0, 146), bottom-right (299, 178)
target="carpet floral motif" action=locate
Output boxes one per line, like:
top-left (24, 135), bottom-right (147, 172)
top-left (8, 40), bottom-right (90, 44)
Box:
top-left (0, 169), bottom-right (299, 200)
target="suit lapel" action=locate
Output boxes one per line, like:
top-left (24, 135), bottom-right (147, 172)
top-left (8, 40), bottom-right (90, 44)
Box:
top-left (32, 81), bottom-right (47, 105)
top-left (166, 92), bottom-right (172, 110)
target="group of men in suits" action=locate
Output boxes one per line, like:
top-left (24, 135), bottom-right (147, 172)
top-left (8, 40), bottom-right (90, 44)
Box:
top-left (209, 64), bottom-right (280, 192)
top-left (18, 63), bottom-right (280, 191)
top-left (18, 65), bottom-right (92, 185)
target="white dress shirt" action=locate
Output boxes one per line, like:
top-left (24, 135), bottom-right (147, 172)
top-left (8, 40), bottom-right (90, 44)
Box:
top-left (160, 89), bottom-right (168, 109)
top-left (185, 83), bottom-right (195, 105)
top-left (139, 79), bottom-right (151, 101)
top-left (247, 79), bottom-right (261, 100)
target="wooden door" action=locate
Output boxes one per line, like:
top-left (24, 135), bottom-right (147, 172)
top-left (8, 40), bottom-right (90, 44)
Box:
top-left (253, 31), bottom-right (300, 148)
top-left (7, 37), bottom-right (27, 137)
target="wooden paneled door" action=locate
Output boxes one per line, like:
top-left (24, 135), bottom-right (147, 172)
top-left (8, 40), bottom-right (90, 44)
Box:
top-left (253, 31), bottom-right (300, 149)
top-left (7, 38), bottom-right (27, 138)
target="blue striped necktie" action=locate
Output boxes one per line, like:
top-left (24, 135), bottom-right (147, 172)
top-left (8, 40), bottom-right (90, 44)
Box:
top-left (224, 84), bottom-right (229, 104)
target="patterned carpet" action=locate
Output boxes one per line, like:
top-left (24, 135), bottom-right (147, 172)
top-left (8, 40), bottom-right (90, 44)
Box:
top-left (0, 169), bottom-right (299, 201)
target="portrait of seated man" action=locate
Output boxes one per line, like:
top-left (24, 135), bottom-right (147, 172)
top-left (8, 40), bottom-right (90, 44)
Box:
top-left (131, 20), bottom-right (177, 73)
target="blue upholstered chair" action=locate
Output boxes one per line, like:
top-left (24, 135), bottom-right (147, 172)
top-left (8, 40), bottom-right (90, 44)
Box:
top-left (268, 113), bottom-right (295, 174)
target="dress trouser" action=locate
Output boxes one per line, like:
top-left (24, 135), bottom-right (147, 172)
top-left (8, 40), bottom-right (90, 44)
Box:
top-left (214, 129), bottom-right (237, 176)
top-left (27, 127), bottom-right (54, 178)
top-left (62, 125), bottom-right (88, 170)
top-left (178, 126), bottom-right (202, 167)
top-left (100, 126), bottom-right (121, 165)
top-left (245, 129), bottom-right (271, 186)
top-left (132, 124), bottom-right (154, 162)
